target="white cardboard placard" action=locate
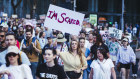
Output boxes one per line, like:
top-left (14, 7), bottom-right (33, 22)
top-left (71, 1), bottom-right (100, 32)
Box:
top-left (44, 4), bottom-right (85, 35)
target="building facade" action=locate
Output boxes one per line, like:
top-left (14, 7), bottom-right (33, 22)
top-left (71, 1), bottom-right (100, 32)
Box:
top-left (0, 0), bottom-right (140, 27)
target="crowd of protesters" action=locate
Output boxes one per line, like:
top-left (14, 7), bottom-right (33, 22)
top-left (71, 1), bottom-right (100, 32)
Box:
top-left (0, 17), bottom-right (140, 79)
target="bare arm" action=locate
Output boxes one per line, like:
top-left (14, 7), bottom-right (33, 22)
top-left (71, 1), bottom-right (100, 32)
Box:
top-left (89, 68), bottom-right (94, 79)
top-left (111, 67), bottom-right (116, 79)
top-left (87, 53), bottom-right (93, 60)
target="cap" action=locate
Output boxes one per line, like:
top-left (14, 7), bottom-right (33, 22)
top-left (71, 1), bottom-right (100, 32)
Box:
top-left (7, 46), bottom-right (19, 54)
top-left (122, 38), bottom-right (128, 42)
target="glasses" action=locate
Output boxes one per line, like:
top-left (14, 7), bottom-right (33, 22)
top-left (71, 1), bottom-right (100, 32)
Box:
top-left (7, 53), bottom-right (17, 57)
top-left (0, 35), bottom-right (4, 37)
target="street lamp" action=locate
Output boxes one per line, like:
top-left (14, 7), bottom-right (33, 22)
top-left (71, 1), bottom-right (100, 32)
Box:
top-left (73, 0), bottom-right (76, 11)
top-left (121, 0), bottom-right (124, 32)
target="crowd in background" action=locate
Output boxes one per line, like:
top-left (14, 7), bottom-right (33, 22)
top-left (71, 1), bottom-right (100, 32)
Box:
top-left (0, 17), bottom-right (140, 79)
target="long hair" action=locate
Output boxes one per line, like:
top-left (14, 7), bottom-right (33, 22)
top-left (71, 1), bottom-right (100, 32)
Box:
top-left (95, 34), bottom-right (104, 46)
top-left (5, 54), bottom-right (22, 67)
top-left (69, 39), bottom-right (85, 66)
top-left (42, 47), bottom-right (58, 65)
top-left (39, 31), bottom-right (44, 38)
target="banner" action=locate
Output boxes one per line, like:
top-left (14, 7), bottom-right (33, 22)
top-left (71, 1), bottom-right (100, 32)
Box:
top-left (100, 31), bottom-right (109, 40)
top-left (89, 14), bottom-right (97, 26)
top-left (44, 4), bottom-right (85, 35)
top-left (12, 14), bottom-right (18, 18)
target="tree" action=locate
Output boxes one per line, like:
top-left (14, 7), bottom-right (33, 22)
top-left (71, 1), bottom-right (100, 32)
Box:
top-left (11, 0), bottom-right (22, 14)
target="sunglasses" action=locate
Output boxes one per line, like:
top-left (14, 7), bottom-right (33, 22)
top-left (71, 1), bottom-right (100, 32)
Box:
top-left (123, 40), bottom-right (127, 42)
top-left (7, 53), bottom-right (18, 57)
top-left (0, 35), bottom-right (4, 37)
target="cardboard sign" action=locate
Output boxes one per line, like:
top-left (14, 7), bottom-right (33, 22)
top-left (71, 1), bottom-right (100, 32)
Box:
top-left (12, 14), bottom-right (18, 18)
top-left (109, 27), bottom-right (122, 39)
top-left (3, 13), bottom-right (8, 17)
top-left (44, 4), bottom-right (85, 35)
top-left (26, 14), bottom-right (30, 19)
top-left (39, 14), bottom-right (46, 19)
top-left (100, 31), bottom-right (109, 40)
top-left (89, 14), bottom-right (97, 26)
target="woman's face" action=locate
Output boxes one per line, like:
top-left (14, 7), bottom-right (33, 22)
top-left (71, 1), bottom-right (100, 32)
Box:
top-left (79, 39), bottom-right (85, 47)
top-left (43, 50), bottom-right (56, 63)
top-left (97, 50), bottom-right (104, 60)
top-left (71, 41), bottom-right (78, 50)
top-left (42, 32), bottom-right (46, 37)
top-left (122, 40), bottom-right (128, 46)
top-left (7, 53), bottom-right (19, 64)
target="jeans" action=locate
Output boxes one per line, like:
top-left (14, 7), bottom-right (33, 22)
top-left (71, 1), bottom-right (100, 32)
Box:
top-left (132, 59), bottom-right (139, 74)
top-left (83, 69), bottom-right (90, 79)
top-left (30, 62), bottom-right (38, 79)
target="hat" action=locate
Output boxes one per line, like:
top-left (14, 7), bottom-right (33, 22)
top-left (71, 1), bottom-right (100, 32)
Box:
top-left (56, 34), bottom-right (67, 42)
top-left (122, 38), bottom-right (128, 42)
top-left (7, 46), bottom-right (19, 54)
top-left (25, 22), bottom-right (33, 27)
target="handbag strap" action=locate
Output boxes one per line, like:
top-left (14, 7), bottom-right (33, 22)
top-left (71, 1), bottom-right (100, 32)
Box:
top-left (97, 60), bottom-right (106, 73)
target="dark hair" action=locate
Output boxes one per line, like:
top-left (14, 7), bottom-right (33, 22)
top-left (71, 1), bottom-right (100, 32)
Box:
top-left (95, 34), bottom-right (104, 45)
top-left (26, 29), bottom-right (33, 34)
top-left (39, 31), bottom-right (44, 38)
top-left (5, 54), bottom-right (22, 67)
top-left (79, 37), bottom-right (85, 42)
top-left (42, 47), bottom-right (57, 65)
top-left (5, 31), bottom-right (16, 40)
top-left (80, 31), bottom-right (86, 36)
top-left (95, 47), bottom-right (109, 60)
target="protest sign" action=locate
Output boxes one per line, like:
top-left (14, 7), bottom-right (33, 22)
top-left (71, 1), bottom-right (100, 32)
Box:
top-left (100, 31), bottom-right (109, 40)
top-left (89, 14), bottom-right (97, 26)
top-left (109, 27), bottom-right (122, 39)
top-left (26, 14), bottom-right (30, 19)
top-left (3, 13), bottom-right (8, 17)
top-left (39, 14), bottom-right (46, 19)
top-left (12, 14), bottom-right (18, 18)
top-left (44, 4), bottom-right (85, 35)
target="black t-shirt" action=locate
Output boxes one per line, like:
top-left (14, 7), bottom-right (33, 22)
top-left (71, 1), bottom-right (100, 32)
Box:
top-left (90, 43), bottom-right (109, 59)
top-left (36, 63), bottom-right (67, 79)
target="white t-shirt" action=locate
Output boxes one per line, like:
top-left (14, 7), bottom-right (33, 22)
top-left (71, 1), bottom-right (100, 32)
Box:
top-left (0, 64), bottom-right (33, 79)
top-left (90, 59), bottom-right (114, 79)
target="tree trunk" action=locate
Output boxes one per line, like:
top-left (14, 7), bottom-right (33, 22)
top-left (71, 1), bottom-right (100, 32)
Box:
top-left (11, 0), bottom-right (22, 14)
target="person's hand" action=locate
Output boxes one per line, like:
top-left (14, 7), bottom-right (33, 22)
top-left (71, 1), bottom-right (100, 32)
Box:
top-left (53, 40), bottom-right (57, 47)
top-left (22, 44), bottom-right (26, 48)
top-left (135, 49), bottom-right (140, 52)
top-left (1, 70), bottom-right (10, 75)
top-left (74, 69), bottom-right (81, 73)
top-left (32, 42), bottom-right (36, 49)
